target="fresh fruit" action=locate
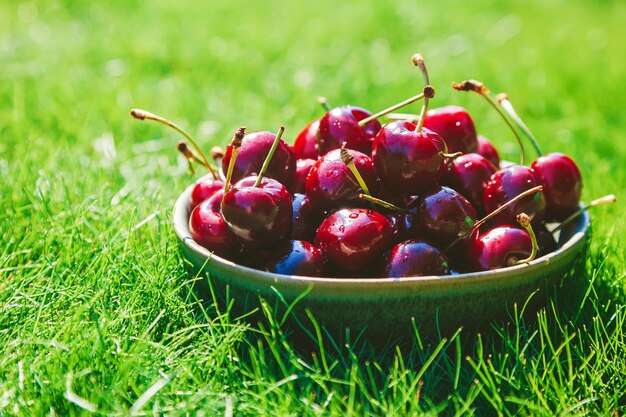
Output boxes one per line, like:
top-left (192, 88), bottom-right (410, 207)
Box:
top-left (531, 153), bottom-right (582, 220)
top-left (384, 240), bottom-right (450, 277)
top-left (441, 153), bottom-right (497, 215)
top-left (423, 105), bottom-right (478, 153)
top-left (263, 240), bottom-right (327, 276)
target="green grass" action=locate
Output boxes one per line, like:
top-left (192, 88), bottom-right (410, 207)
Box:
top-left (1, 0), bottom-right (626, 415)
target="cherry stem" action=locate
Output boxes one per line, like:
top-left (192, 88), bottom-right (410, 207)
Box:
top-left (177, 141), bottom-right (196, 175)
top-left (551, 194), bottom-right (617, 233)
top-left (415, 86), bottom-right (435, 133)
top-left (512, 213), bottom-right (538, 265)
top-left (385, 113), bottom-right (420, 121)
top-left (497, 93), bottom-right (544, 156)
top-left (222, 127), bottom-right (246, 198)
top-left (210, 146), bottom-right (226, 181)
top-left (440, 151), bottom-right (463, 159)
top-left (318, 97), bottom-right (331, 112)
top-left (412, 54), bottom-right (430, 86)
top-left (130, 108), bottom-right (219, 179)
top-left (254, 126), bottom-right (285, 187)
top-left (413, 54), bottom-right (434, 134)
top-left (445, 185), bottom-right (544, 252)
top-left (339, 143), bottom-right (372, 195)
top-left (452, 80), bottom-right (526, 165)
top-left (357, 91), bottom-right (427, 127)
top-left (359, 193), bottom-right (406, 213)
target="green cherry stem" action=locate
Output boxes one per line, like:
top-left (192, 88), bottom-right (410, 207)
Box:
top-left (385, 112), bottom-right (421, 122)
top-left (512, 213), bottom-right (538, 265)
top-left (413, 54), bottom-right (435, 133)
top-left (177, 141), bottom-right (196, 175)
top-left (452, 80), bottom-right (526, 165)
top-left (318, 96), bottom-right (331, 112)
top-left (357, 92), bottom-right (427, 127)
top-left (340, 143), bottom-right (372, 195)
top-left (222, 127), bottom-right (246, 199)
top-left (497, 93), bottom-right (544, 156)
top-left (551, 194), bottom-right (617, 233)
top-left (130, 108), bottom-right (219, 179)
top-left (359, 194), bottom-right (406, 213)
top-left (254, 126), bottom-right (285, 187)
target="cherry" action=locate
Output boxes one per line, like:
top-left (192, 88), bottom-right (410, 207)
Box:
top-left (315, 208), bottom-right (393, 272)
top-left (294, 158), bottom-right (316, 194)
top-left (476, 135), bottom-right (501, 168)
top-left (189, 200), bottom-right (241, 260)
top-left (423, 106), bottom-right (478, 153)
top-left (372, 119), bottom-right (444, 195)
top-left (417, 186), bottom-right (477, 247)
top-left (189, 178), bottom-right (225, 211)
top-left (262, 240), bottom-right (327, 277)
top-left (291, 193), bottom-right (319, 242)
top-left (316, 106), bottom-right (382, 155)
top-left (221, 175), bottom-right (292, 248)
top-left (384, 239), bottom-right (450, 277)
top-left (305, 147), bottom-right (378, 210)
top-left (483, 165), bottom-right (546, 226)
top-left (534, 223), bottom-right (557, 256)
top-left (293, 119), bottom-right (321, 160)
top-left (531, 153), bottom-right (582, 221)
top-left (221, 130), bottom-right (296, 191)
top-left (441, 153), bottom-right (497, 215)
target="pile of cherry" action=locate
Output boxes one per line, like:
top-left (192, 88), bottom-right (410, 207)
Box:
top-left (131, 54), bottom-right (614, 279)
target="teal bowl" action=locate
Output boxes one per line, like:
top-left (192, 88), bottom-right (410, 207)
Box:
top-left (174, 179), bottom-right (591, 340)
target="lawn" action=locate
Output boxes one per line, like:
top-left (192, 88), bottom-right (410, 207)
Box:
top-left (1, 0), bottom-right (625, 415)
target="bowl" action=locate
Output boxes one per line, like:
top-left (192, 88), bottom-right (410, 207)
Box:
top-left (173, 179), bottom-right (591, 340)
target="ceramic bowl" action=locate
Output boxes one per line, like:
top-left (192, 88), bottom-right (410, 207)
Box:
top-left (173, 179), bottom-right (591, 340)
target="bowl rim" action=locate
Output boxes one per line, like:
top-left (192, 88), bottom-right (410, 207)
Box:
top-left (173, 176), bottom-right (590, 287)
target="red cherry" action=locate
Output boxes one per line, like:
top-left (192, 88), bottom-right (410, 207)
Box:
top-left (189, 200), bottom-right (241, 260)
top-left (316, 106), bottom-right (381, 155)
top-left (221, 131), bottom-right (296, 191)
top-left (417, 186), bottom-right (477, 247)
top-left (476, 135), bottom-right (501, 168)
top-left (372, 120), bottom-right (444, 195)
top-left (350, 106), bottom-right (383, 139)
top-left (293, 119), bottom-right (320, 160)
top-left (305, 148), bottom-right (378, 210)
top-left (189, 179), bottom-right (225, 211)
top-left (441, 153), bottom-right (497, 215)
top-left (530, 152), bottom-right (582, 221)
top-left (263, 240), bottom-right (327, 276)
top-left (483, 165), bottom-right (546, 226)
top-left (384, 239), bottom-right (450, 277)
top-left (423, 106), bottom-right (478, 153)
top-left (294, 158), bottom-right (317, 194)
top-left (315, 208), bottom-right (393, 272)
top-left (221, 176), bottom-right (292, 247)
top-left (465, 226), bottom-right (532, 271)
top-left (291, 193), bottom-right (320, 242)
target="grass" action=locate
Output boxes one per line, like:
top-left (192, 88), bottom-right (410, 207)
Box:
top-left (1, 0), bottom-right (625, 415)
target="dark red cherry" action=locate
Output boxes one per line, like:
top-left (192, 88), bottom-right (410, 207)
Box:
top-left (205, 188), bottom-right (224, 211)
top-left (291, 193), bottom-right (320, 242)
top-left (535, 223), bottom-right (557, 256)
top-left (441, 153), bottom-right (497, 215)
top-left (465, 226), bottom-right (532, 271)
top-left (372, 120), bottom-right (444, 195)
top-left (294, 158), bottom-right (316, 194)
top-left (384, 239), bottom-right (450, 277)
top-left (350, 106), bottom-right (383, 139)
top-left (315, 208), bottom-right (393, 272)
top-left (263, 240), bottom-right (327, 277)
top-left (423, 105), bottom-right (478, 153)
top-left (386, 208), bottom-right (419, 243)
top-left (316, 106), bottom-right (381, 155)
top-left (305, 148), bottom-right (378, 211)
top-left (483, 165), bottom-right (546, 226)
top-left (221, 131), bottom-right (296, 191)
top-left (189, 179), bottom-right (225, 211)
top-left (530, 152), bottom-right (582, 221)
top-left (293, 119), bottom-right (320, 160)
top-left (189, 200), bottom-right (241, 260)
top-left (476, 135), bottom-right (500, 168)
top-left (417, 186), bottom-right (477, 247)
top-left (221, 176), bottom-right (292, 247)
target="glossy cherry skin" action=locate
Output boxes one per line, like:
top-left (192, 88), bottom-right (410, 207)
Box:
top-left (221, 131), bottom-right (297, 191)
top-left (350, 106), bottom-right (383, 139)
top-left (441, 153), bottom-right (497, 215)
top-left (189, 179), bottom-right (225, 211)
top-left (221, 176), bottom-right (292, 247)
top-left (316, 106), bottom-right (382, 155)
top-left (291, 193), bottom-right (320, 242)
top-left (305, 148), bottom-right (379, 211)
top-left (465, 226), bottom-right (532, 271)
top-left (294, 158), bottom-right (316, 194)
top-left (189, 200), bottom-right (241, 260)
top-left (384, 239), bottom-right (450, 277)
top-left (483, 165), bottom-right (546, 226)
top-left (263, 240), bottom-right (327, 277)
top-left (372, 120), bottom-right (445, 195)
top-left (315, 208), bottom-right (393, 272)
top-left (423, 106), bottom-right (478, 153)
top-left (417, 186), bottom-right (477, 247)
top-left (531, 152), bottom-right (582, 221)
top-left (476, 135), bottom-right (501, 168)
top-left (293, 119), bottom-right (320, 159)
